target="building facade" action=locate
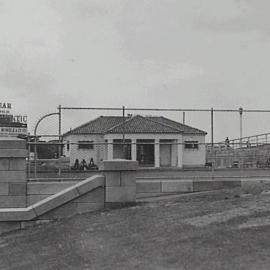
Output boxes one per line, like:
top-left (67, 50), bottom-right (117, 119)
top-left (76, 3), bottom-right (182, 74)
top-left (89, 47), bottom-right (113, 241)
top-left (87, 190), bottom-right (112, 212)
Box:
top-left (63, 115), bottom-right (207, 168)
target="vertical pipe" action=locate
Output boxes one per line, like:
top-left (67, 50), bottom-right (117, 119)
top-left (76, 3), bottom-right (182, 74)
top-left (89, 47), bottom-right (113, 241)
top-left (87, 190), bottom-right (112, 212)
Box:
top-left (34, 130), bottom-right (37, 179)
top-left (211, 108), bottom-right (214, 147)
top-left (183, 112), bottom-right (185, 124)
top-left (27, 132), bottom-right (31, 178)
top-left (58, 105), bottom-right (62, 176)
top-left (58, 105), bottom-right (62, 158)
top-left (239, 107), bottom-right (243, 148)
top-left (211, 108), bottom-right (214, 172)
top-left (122, 106), bottom-right (125, 157)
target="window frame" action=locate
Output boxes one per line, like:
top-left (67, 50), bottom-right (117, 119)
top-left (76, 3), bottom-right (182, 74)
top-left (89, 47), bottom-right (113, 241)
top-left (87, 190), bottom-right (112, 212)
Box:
top-left (78, 140), bottom-right (94, 150)
top-left (184, 140), bottom-right (199, 150)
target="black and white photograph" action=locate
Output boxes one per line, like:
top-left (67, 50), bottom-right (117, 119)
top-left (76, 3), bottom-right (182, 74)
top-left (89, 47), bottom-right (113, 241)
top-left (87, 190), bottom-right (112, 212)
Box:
top-left (1, 1), bottom-right (270, 269)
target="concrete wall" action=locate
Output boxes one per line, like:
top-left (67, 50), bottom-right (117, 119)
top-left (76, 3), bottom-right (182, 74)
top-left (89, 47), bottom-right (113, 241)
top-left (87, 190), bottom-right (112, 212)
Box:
top-left (27, 182), bottom-right (76, 205)
top-left (136, 177), bottom-right (241, 199)
top-left (0, 138), bottom-right (27, 208)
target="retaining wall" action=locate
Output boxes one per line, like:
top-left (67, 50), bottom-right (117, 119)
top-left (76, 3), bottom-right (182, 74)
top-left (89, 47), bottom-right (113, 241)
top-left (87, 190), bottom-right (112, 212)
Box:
top-left (136, 176), bottom-right (270, 198)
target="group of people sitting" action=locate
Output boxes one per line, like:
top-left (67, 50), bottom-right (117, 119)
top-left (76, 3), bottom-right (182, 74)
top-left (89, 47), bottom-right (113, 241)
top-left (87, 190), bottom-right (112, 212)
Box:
top-left (72, 158), bottom-right (98, 171)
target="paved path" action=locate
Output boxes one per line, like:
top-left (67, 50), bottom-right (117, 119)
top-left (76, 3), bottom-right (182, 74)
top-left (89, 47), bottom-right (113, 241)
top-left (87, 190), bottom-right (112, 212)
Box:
top-left (1, 190), bottom-right (270, 269)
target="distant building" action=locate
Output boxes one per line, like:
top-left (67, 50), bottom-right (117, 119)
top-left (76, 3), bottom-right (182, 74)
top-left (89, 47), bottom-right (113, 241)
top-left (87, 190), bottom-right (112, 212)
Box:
top-left (63, 115), bottom-right (207, 168)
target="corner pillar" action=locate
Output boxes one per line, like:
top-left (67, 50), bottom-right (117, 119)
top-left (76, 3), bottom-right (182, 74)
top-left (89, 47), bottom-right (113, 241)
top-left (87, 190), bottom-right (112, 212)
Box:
top-left (101, 160), bottom-right (138, 203)
top-left (177, 138), bottom-right (183, 168)
top-left (0, 138), bottom-right (27, 208)
top-left (107, 139), bottom-right (113, 160)
top-left (131, 139), bottom-right (137, 161)
top-left (154, 139), bottom-right (160, 167)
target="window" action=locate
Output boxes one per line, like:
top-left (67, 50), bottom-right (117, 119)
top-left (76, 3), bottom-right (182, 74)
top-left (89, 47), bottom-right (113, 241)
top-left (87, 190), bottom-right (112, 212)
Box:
top-left (113, 139), bottom-right (131, 160)
top-left (66, 141), bottom-right (70, 151)
top-left (184, 141), bottom-right (199, 150)
top-left (78, 140), bottom-right (94, 150)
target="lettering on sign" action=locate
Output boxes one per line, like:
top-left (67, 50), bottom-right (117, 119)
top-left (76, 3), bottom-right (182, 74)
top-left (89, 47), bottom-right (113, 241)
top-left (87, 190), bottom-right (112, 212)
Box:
top-left (0, 103), bottom-right (12, 109)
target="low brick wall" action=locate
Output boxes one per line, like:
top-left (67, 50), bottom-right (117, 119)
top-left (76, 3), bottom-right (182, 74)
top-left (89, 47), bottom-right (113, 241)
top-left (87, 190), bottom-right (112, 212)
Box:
top-left (27, 182), bottom-right (76, 205)
top-left (136, 177), bottom-right (243, 198)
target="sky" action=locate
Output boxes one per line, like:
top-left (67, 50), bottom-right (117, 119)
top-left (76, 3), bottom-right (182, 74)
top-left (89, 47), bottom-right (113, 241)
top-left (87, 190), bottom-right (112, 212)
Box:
top-left (1, 0), bottom-right (270, 141)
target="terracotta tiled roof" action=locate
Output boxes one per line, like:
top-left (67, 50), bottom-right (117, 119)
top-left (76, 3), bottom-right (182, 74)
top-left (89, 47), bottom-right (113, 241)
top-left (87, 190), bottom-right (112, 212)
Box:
top-left (147, 116), bottom-right (207, 135)
top-left (63, 115), bottom-right (207, 136)
top-left (107, 115), bottom-right (180, 134)
top-left (63, 116), bottom-right (126, 135)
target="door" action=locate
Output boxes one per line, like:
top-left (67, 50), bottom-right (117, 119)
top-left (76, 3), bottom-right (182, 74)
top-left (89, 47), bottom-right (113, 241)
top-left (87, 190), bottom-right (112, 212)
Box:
top-left (160, 143), bottom-right (172, 167)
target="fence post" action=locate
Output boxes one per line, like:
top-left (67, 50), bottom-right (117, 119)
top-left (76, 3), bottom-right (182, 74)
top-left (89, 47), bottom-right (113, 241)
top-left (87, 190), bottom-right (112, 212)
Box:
top-left (58, 105), bottom-right (62, 176)
top-left (122, 105), bottom-right (126, 158)
top-left (211, 107), bottom-right (214, 172)
top-left (239, 107), bottom-right (243, 148)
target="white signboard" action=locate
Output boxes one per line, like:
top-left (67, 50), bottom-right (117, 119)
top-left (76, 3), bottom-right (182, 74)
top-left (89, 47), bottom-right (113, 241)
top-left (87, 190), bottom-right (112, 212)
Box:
top-left (0, 126), bottom-right (28, 136)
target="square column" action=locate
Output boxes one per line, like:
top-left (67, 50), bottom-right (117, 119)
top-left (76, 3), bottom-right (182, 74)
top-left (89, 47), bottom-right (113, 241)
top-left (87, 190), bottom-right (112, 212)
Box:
top-left (131, 139), bottom-right (137, 161)
top-left (154, 139), bottom-right (160, 168)
top-left (107, 139), bottom-right (113, 160)
top-left (101, 160), bottom-right (138, 203)
top-left (177, 138), bottom-right (183, 168)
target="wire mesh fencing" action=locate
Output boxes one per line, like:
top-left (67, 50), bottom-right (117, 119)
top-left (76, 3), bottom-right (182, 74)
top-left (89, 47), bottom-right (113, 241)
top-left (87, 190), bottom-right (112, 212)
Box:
top-left (26, 105), bottom-right (270, 179)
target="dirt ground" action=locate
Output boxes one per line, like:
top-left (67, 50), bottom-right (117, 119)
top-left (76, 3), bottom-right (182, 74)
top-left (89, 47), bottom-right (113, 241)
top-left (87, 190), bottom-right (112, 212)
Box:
top-left (1, 190), bottom-right (270, 270)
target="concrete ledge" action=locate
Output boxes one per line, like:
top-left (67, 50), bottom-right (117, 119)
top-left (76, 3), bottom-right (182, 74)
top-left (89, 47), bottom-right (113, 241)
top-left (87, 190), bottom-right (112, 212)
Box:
top-left (0, 207), bottom-right (36, 221)
top-left (136, 181), bottom-right (161, 193)
top-left (0, 159), bottom-right (26, 171)
top-left (74, 176), bottom-right (104, 195)
top-left (73, 188), bottom-right (104, 203)
top-left (27, 195), bottom-right (50, 205)
top-left (162, 180), bottom-right (193, 193)
top-left (0, 149), bottom-right (27, 158)
top-left (32, 187), bottom-right (80, 216)
top-left (0, 138), bottom-right (26, 149)
top-left (100, 160), bottom-right (138, 171)
top-left (9, 183), bottom-right (26, 196)
top-left (0, 183), bottom-right (9, 195)
top-left (106, 186), bottom-right (136, 202)
top-left (0, 171), bottom-right (26, 182)
top-left (27, 182), bottom-right (76, 195)
top-left (0, 196), bottom-right (26, 208)
top-left (193, 179), bottom-right (241, 192)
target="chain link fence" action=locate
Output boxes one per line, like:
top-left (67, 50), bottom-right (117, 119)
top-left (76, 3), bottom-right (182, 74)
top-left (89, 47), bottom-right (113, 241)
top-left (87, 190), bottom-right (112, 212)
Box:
top-left (26, 105), bottom-right (270, 179)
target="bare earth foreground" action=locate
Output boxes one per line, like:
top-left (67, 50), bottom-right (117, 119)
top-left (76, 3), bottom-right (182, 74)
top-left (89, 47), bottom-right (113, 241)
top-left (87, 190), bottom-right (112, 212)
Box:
top-left (1, 190), bottom-right (270, 270)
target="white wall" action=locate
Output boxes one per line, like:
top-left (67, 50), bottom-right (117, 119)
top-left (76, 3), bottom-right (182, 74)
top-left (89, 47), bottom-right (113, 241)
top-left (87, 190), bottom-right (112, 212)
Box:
top-left (182, 135), bottom-right (206, 167)
top-left (63, 134), bottom-right (105, 166)
top-left (63, 133), bottom-right (206, 168)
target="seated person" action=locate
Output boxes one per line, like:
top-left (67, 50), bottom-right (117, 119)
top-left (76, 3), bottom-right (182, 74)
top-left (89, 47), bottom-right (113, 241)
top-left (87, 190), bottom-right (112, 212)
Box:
top-left (80, 159), bottom-right (88, 170)
top-left (72, 159), bottom-right (80, 170)
top-left (88, 158), bottom-right (97, 170)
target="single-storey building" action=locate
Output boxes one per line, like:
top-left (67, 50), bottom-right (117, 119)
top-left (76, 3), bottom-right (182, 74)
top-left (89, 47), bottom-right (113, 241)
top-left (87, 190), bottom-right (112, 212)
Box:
top-left (62, 115), bottom-right (207, 168)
